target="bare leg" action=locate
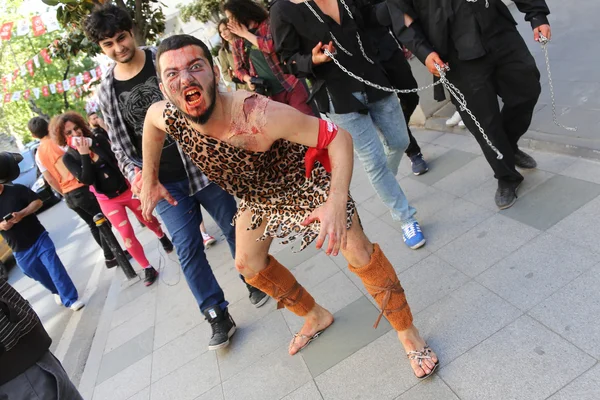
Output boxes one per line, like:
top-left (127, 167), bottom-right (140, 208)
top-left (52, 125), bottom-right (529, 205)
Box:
top-left (341, 212), bottom-right (438, 378)
top-left (200, 220), bottom-right (207, 234)
top-left (234, 209), bottom-right (333, 355)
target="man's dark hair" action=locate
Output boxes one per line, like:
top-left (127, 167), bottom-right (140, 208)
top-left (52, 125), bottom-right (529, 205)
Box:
top-left (223, 0), bottom-right (269, 27)
top-left (156, 35), bottom-right (214, 80)
top-left (27, 117), bottom-right (49, 139)
top-left (87, 111), bottom-right (97, 117)
top-left (84, 4), bottom-right (134, 44)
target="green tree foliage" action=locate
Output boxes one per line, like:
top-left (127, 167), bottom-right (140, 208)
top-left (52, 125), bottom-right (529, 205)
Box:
top-left (0, 0), bottom-right (93, 143)
top-left (178, 0), bottom-right (223, 24)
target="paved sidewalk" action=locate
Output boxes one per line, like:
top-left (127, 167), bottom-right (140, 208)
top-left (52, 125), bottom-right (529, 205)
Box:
top-left (79, 129), bottom-right (600, 400)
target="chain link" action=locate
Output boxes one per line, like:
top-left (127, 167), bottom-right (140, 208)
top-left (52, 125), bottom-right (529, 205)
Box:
top-left (323, 48), bottom-right (504, 159)
top-left (538, 34), bottom-right (577, 132)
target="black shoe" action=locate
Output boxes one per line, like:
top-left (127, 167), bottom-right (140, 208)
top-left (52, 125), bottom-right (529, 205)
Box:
top-left (514, 149), bottom-right (537, 169)
top-left (248, 288), bottom-right (269, 308)
top-left (203, 307), bottom-right (236, 351)
top-left (495, 181), bottom-right (521, 210)
top-left (159, 235), bottom-right (174, 254)
top-left (410, 153), bottom-right (429, 176)
top-left (105, 258), bottom-right (118, 269)
top-left (144, 267), bottom-right (158, 287)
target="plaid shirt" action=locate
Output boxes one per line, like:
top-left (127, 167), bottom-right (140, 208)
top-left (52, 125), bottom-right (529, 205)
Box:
top-left (97, 47), bottom-right (210, 195)
top-left (232, 19), bottom-right (298, 92)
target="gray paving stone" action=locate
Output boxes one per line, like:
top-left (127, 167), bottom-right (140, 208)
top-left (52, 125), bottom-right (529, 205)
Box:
top-left (436, 214), bottom-right (541, 278)
top-left (97, 327), bottom-right (154, 385)
top-left (354, 204), bottom-right (379, 224)
top-left (547, 364), bottom-right (600, 400)
top-left (562, 158), bottom-right (600, 185)
top-left (227, 290), bottom-right (277, 328)
top-left (111, 290), bottom-right (156, 330)
top-left (126, 386), bottom-right (150, 400)
top-left (360, 194), bottom-right (392, 218)
top-left (217, 310), bottom-right (292, 381)
top-left (275, 242), bottom-right (322, 270)
top-left (363, 218), bottom-right (432, 274)
top-left (349, 177), bottom-right (378, 204)
top-left (151, 352), bottom-right (220, 400)
top-left (549, 196), bottom-right (600, 254)
top-left (528, 150), bottom-right (578, 174)
top-left (291, 252), bottom-right (341, 291)
top-left (413, 281), bottom-right (521, 366)
top-left (529, 264), bottom-right (600, 358)
top-left (104, 302), bottom-right (156, 354)
top-left (315, 330), bottom-right (418, 400)
top-left (411, 129), bottom-right (445, 144)
top-left (154, 278), bottom-right (197, 323)
top-left (151, 323), bottom-right (213, 383)
top-left (283, 271), bottom-right (364, 334)
top-left (116, 282), bottom-right (157, 310)
top-left (218, 271), bottom-right (253, 305)
top-left (399, 255), bottom-right (469, 315)
top-left (153, 304), bottom-right (204, 350)
top-left (476, 233), bottom-right (599, 311)
top-left (193, 385), bottom-right (224, 400)
top-left (301, 296), bottom-right (392, 378)
top-left (418, 143), bottom-right (453, 163)
top-left (501, 175), bottom-right (600, 230)
top-left (408, 149), bottom-right (478, 186)
top-left (433, 156), bottom-right (495, 197)
top-left (93, 355), bottom-right (152, 400)
top-left (222, 345), bottom-right (312, 400)
top-left (413, 197), bottom-right (493, 252)
top-left (431, 132), bottom-right (483, 155)
top-left (282, 380), bottom-right (323, 400)
top-left (439, 316), bottom-right (596, 400)
top-left (394, 376), bottom-right (459, 400)
top-left (529, 104), bottom-right (600, 140)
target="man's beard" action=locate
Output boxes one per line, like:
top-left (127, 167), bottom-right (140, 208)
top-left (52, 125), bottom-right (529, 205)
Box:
top-left (169, 79), bottom-right (217, 125)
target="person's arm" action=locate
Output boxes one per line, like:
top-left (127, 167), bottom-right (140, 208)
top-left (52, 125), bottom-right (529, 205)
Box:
top-left (62, 151), bottom-right (95, 186)
top-left (42, 171), bottom-right (62, 195)
top-left (231, 39), bottom-right (255, 88)
top-left (511, 0), bottom-right (551, 40)
top-left (139, 101), bottom-right (177, 220)
top-left (229, 20), bottom-right (277, 55)
top-left (218, 51), bottom-right (234, 84)
top-left (263, 99), bottom-right (354, 256)
top-left (11, 186), bottom-right (43, 224)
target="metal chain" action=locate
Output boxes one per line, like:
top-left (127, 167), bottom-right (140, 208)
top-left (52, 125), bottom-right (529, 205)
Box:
top-left (322, 48), bottom-right (504, 159)
top-left (538, 34), bottom-right (577, 131)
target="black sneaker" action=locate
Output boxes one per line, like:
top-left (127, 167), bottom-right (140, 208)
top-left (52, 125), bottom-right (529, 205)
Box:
top-left (248, 288), bottom-right (269, 308)
top-left (105, 258), bottom-right (118, 269)
top-left (410, 153), bottom-right (429, 176)
top-left (495, 181), bottom-right (521, 210)
top-left (159, 235), bottom-right (174, 254)
top-left (514, 149), bottom-right (537, 169)
top-left (144, 267), bottom-right (158, 287)
top-left (203, 307), bottom-right (236, 351)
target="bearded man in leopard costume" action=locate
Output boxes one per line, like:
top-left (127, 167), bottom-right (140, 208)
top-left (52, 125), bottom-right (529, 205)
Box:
top-left (140, 34), bottom-right (439, 379)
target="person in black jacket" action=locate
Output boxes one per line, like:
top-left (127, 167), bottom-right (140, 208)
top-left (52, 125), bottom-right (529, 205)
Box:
top-left (384, 0), bottom-right (550, 209)
top-left (53, 112), bottom-right (174, 287)
top-left (0, 278), bottom-right (83, 399)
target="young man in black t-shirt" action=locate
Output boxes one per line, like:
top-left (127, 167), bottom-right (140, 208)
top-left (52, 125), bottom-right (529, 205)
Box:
top-left (0, 153), bottom-right (84, 311)
top-left (86, 4), bottom-right (268, 351)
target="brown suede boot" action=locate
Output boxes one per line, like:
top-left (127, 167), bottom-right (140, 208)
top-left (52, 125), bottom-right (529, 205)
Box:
top-left (348, 244), bottom-right (413, 331)
top-left (246, 255), bottom-right (315, 316)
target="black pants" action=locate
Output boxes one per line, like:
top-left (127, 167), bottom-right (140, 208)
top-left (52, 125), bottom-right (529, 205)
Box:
top-left (64, 187), bottom-right (114, 260)
top-left (447, 29), bottom-right (541, 184)
top-left (381, 50), bottom-right (422, 157)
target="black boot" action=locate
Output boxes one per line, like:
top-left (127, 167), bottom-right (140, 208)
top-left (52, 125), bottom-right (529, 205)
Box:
top-left (248, 287), bottom-right (269, 308)
top-left (159, 235), bottom-right (174, 254)
top-left (495, 180), bottom-right (522, 210)
top-left (203, 306), bottom-right (236, 351)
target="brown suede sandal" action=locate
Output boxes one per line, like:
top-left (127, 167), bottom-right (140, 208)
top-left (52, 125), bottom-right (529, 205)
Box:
top-left (406, 345), bottom-right (439, 380)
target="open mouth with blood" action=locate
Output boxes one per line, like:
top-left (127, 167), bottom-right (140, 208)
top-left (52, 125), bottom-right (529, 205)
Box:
top-left (184, 87), bottom-right (203, 106)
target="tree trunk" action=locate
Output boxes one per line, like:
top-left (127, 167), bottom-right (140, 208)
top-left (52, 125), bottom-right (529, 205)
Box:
top-left (62, 60), bottom-right (71, 110)
top-left (27, 100), bottom-right (50, 120)
top-left (134, 0), bottom-right (147, 45)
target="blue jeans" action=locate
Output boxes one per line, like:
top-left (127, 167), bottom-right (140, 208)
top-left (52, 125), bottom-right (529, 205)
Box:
top-left (327, 93), bottom-right (417, 223)
top-left (156, 180), bottom-right (238, 312)
top-left (14, 231), bottom-right (79, 307)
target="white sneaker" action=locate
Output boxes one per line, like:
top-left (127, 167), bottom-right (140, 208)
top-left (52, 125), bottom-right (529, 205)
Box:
top-left (458, 120), bottom-right (466, 128)
top-left (203, 235), bottom-right (217, 248)
top-left (70, 300), bottom-right (85, 311)
top-left (54, 294), bottom-right (62, 306)
top-left (446, 111), bottom-right (463, 127)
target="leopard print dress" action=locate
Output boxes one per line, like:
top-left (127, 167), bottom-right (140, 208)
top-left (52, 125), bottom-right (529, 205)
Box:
top-left (163, 93), bottom-right (356, 251)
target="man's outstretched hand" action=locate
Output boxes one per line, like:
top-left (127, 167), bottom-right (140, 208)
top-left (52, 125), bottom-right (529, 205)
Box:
top-left (301, 195), bottom-right (347, 257)
top-left (139, 174), bottom-right (177, 221)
